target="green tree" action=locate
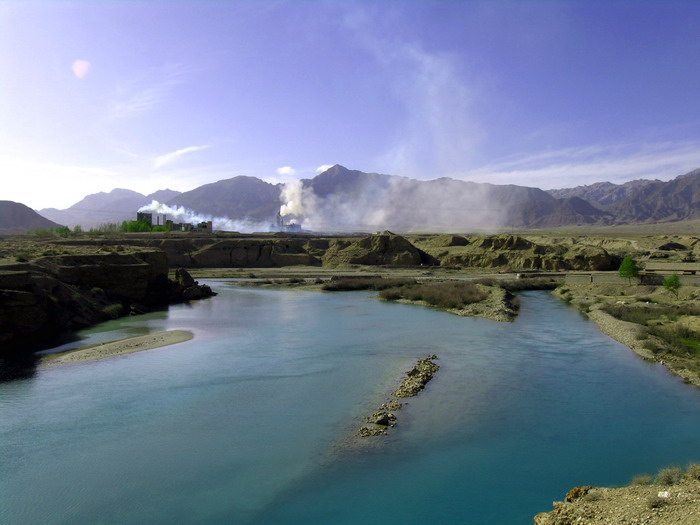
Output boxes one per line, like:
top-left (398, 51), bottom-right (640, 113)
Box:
top-left (663, 274), bottom-right (681, 297)
top-left (618, 256), bottom-right (640, 284)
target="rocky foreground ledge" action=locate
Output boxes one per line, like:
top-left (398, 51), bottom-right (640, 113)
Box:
top-left (535, 477), bottom-right (700, 524)
top-left (359, 355), bottom-right (440, 437)
top-left (0, 249), bottom-right (214, 373)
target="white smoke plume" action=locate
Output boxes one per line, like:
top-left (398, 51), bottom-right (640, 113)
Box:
top-left (279, 180), bottom-right (304, 217)
top-left (276, 174), bottom-right (504, 233)
top-left (137, 200), bottom-right (271, 233)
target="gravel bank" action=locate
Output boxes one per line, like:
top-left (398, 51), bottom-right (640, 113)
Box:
top-left (41, 330), bottom-right (194, 366)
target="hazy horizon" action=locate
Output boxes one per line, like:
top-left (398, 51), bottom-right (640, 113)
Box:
top-left (3, 1), bottom-right (700, 209)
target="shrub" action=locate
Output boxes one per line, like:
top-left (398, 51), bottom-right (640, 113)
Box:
top-left (647, 495), bottom-right (668, 509)
top-left (647, 325), bottom-right (700, 356)
top-left (15, 253), bottom-right (30, 262)
top-left (102, 304), bottom-right (125, 319)
top-left (288, 278), bottom-right (303, 284)
top-left (686, 463), bottom-right (700, 480)
top-left (642, 340), bottom-right (662, 354)
top-left (631, 474), bottom-right (653, 485)
top-left (656, 466), bottom-right (683, 485)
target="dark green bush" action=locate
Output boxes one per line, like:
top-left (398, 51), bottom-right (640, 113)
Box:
top-left (102, 304), bottom-right (125, 319)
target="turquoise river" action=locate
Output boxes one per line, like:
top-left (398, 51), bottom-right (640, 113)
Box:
top-left (2, 281), bottom-right (700, 524)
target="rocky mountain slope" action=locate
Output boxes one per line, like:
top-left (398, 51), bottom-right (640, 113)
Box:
top-left (167, 176), bottom-right (280, 220)
top-left (607, 168), bottom-right (700, 222)
top-left (32, 165), bottom-right (700, 231)
top-left (39, 188), bottom-right (182, 228)
top-left (547, 178), bottom-right (658, 207)
top-left (0, 201), bottom-right (62, 234)
top-left (548, 168), bottom-right (700, 224)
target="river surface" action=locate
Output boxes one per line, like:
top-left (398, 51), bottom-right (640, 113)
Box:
top-left (2, 282), bottom-right (700, 524)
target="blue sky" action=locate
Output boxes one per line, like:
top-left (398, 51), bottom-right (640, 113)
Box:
top-left (2, 0), bottom-right (700, 209)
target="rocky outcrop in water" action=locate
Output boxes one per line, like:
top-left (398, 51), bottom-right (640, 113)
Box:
top-left (358, 355), bottom-right (440, 437)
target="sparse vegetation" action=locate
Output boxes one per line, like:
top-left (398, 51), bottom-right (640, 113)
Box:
top-left (631, 474), bottom-right (653, 485)
top-left (656, 466), bottom-right (684, 485)
top-left (473, 277), bottom-right (560, 291)
top-left (378, 281), bottom-right (488, 309)
top-left (321, 277), bottom-right (416, 291)
top-left (686, 463), bottom-right (700, 480)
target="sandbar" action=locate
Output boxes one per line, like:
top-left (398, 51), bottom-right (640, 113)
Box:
top-left (41, 330), bottom-right (194, 366)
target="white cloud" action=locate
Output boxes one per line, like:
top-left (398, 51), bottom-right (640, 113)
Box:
top-left (276, 166), bottom-right (296, 176)
top-left (316, 164), bottom-right (334, 173)
top-left (154, 145), bottom-right (209, 169)
top-left (71, 59), bottom-right (91, 79)
top-left (107, 63), bottom-right (190, 121)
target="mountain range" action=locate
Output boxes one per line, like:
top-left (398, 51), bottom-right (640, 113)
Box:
top-left (1, 165), bottom-right (698, 233)
top-left (0, 201), bottom-right (61, 234)
top-left (38, 189), bottom-right (182, 229)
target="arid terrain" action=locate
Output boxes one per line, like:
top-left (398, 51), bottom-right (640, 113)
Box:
top-left (1, 228), bottom-right (699, 523)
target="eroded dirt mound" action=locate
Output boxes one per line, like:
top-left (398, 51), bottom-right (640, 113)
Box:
top-left (415, 234), bottom-right (616, 271)
top-left (322, 234), bottom-right (433, 267)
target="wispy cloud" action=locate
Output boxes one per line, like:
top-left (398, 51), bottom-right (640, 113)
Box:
top-left (316, 164), bottom-right (334, 173)
top-left (276, 166), bottom-right (296, 176)
top-left (343, 7), bottom-right (483, 178)
top-left (71, 59), bottom-right (91, 79)
top-left (107, 63), bottom-right (190, 121)
top-left (154, 145), bottom-right (209, 169)
top-left (466, 141), bottom-right (700, 189)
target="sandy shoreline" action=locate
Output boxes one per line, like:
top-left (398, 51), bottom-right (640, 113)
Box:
top-left (41, 330), bottom-right (194, 366)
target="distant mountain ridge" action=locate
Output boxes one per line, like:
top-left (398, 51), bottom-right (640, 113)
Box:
top-left (26, 165), bottom-right (700, 232)
top-left (547, 179), bottom-right (659, 208)
top-left (0, 201), bottom-right (62, 234)
top-left (39, 188), bottom-right (183, 228)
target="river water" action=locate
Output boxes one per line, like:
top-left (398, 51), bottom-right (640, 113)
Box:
top-left (2, 282), bottom-right (700, 524)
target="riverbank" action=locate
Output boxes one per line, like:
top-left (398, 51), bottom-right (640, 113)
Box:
top-left (552, 284), bottom-right (700, 388)
top-left (41, 330), bottom-right (194, 366)
top-left (536, 466), bottom-right (700, 524)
